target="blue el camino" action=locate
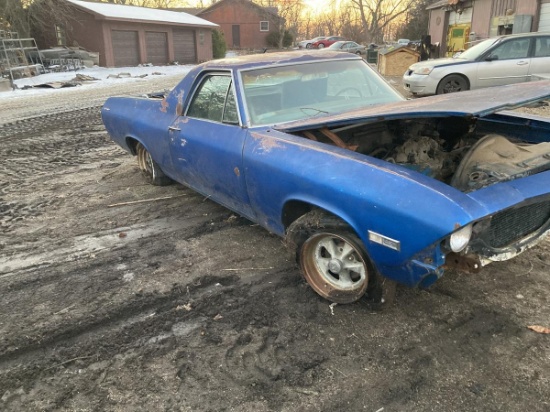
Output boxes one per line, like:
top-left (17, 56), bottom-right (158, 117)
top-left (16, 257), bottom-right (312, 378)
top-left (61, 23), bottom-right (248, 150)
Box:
top-left (102, 51), bottom-right (550, 304)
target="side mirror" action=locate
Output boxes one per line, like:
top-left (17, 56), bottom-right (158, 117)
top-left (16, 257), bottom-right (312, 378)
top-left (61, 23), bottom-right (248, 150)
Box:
top-left (485, 55), bottom-right (498, 61)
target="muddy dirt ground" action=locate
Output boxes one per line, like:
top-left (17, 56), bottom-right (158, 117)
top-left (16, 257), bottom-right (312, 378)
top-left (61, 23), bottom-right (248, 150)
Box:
top-left (1, 75), bottom-right (549, 412)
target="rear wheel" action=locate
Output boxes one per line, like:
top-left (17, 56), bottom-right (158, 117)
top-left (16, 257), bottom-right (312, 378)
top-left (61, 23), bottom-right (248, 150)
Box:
top-left (136, 142), bottom-right (172, 186)
top-left (306, 43), bottom-right (312, 49)
top-left (286, 210), bottom-right (373, 303)
top-left (317, 43), bottom-right (325, 49)
top-left (436, 74), bottom-right (469, 94)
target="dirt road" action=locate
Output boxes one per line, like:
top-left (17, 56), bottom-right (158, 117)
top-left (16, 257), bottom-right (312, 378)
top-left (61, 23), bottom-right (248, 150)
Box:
top-left (1, 76), bottom-right (549, 411)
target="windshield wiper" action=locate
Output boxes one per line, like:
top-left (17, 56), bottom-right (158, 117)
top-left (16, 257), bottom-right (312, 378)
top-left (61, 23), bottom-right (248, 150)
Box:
top-left (300, 107), bottom-right (329, 117)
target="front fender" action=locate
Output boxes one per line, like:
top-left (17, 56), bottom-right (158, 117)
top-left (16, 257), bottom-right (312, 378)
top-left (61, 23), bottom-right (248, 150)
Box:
top-left (242, 128), bottom-right (488, 286)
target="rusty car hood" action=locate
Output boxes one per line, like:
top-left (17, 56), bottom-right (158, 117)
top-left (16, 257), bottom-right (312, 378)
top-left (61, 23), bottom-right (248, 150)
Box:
top-left (274, 81), bottom-right (550, 133)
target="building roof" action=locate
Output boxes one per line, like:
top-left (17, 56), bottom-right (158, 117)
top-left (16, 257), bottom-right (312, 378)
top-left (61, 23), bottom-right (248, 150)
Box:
top-left (199, 50), bottom-right (358, 71)
top-left (198, 0), bottom-right (280, 21)
top-left (378, 45), bottom-right (419, 55)
top-left (426, 0), bottom-right (465, 10)
top-left (65, 0), bottom-right (218, 28)
top-left (169, 8), bottom-right (205, 16)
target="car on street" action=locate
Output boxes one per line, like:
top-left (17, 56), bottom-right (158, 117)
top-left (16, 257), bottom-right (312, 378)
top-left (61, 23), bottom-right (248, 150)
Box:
top-left (403, 32), bottom-right (550, 95)
top-left (327, 41), bottom-right (367, 55)
top-left (102, 51), bottom-right (550, 304)
top-left (298, 36), bottom-right (326, 49)
top-left (312, 36), bottom-right (345, 48)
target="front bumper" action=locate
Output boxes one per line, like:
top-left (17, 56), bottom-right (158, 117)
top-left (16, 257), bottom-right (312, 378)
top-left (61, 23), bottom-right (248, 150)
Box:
top-left (402, 71), bottom-right (438, 95)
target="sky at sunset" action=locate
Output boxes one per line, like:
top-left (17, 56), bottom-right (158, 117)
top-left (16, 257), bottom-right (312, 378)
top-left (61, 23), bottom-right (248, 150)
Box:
top-left (186, 0), bottom-right (336, 13)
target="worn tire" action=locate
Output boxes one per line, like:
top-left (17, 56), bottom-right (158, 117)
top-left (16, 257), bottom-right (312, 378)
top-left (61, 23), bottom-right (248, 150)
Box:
top-left (286, 210), bottom-right (376, 304)
top-left (436, 74), bottom-right (469, 94)
top-left (136, 142), bottom-right (173, 186)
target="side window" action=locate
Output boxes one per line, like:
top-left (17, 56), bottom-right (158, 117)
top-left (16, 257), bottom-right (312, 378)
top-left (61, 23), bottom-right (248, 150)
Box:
top-left (187, 75), bottom-right (239, 124)
top-left (489, 38), bottom-right (530, 60)
top-left (535, 37), bottom-right (550, 58)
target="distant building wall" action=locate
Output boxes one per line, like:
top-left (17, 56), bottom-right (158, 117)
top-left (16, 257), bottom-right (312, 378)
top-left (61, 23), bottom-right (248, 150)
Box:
top-left (32, 3), bottom-right (213, 67)
top-left (199, 0), bottom-right (279, 49)
top-left (428, 8), bottom-right (448, 57)
top-left (471, 0), bottom-right (493, 40)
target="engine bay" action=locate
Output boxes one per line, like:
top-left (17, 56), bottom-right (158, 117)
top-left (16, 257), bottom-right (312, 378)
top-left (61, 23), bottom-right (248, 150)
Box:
top-left (296, 116), bottom-right (550, 192)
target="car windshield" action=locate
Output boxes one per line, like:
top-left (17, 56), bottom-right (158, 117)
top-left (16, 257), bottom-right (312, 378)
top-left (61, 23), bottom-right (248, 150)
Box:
top-left (455, 37), bottom-right (501, 60)
top-left (241, 59), bottom-right (404, 126)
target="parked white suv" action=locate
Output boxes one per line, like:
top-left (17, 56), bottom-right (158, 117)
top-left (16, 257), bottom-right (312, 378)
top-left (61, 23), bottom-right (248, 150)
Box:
top-left (403, 32), bottom-right (550, 95)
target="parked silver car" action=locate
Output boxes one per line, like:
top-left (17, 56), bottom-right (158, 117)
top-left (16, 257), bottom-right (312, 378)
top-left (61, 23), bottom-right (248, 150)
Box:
top-left (327, 41), bottom-right (367, 55)
top-left (403, 32), bottom-right (550, 95)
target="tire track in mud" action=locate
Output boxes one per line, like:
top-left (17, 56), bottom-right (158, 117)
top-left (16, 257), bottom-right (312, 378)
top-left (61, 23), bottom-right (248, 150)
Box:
top-left (0, 215), bottom-right (284, 399)
top-left (0, 273), bottom-right (240, 389)
top-left (0, 106), bottom-right (103, 140)
top-left (0, 108), bottom-right (117, 234)
top-left (0, 268), bottom-right (306, 399)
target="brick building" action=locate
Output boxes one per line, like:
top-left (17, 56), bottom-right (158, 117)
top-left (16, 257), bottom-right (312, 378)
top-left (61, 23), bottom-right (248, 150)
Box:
top-left (427, 0), bottom-right (550, 57)
top-left (198, 0), bottom-right (282, 50)
top-left (32, 0), bottom-right (218, 67)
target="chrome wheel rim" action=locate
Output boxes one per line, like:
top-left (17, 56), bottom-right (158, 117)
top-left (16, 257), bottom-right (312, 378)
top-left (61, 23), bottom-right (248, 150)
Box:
top-left (301, 232), bottom-right (369, 303)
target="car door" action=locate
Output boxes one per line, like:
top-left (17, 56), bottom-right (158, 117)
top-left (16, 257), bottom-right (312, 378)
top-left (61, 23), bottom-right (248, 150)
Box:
top-left (474, 37), bottom-right (532, 88)
top-left (347, 42), bottom-right (360, 53)
top-left (168, 73), bottom-right (254, 218)
top-left (343, 42), bottom-right (355, 52)
top-left (529, 35), bottom-right (550, 79)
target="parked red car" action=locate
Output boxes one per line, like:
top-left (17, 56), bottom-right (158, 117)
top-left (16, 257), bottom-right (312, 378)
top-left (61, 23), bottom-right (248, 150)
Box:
top-left (312, 36), bottom-right (345, 49)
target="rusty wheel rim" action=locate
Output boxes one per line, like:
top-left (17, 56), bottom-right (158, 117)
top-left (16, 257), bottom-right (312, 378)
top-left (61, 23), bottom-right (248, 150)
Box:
top-left (301, 232), bottom-right (369, 303)
top-left (137, 144), bottom-right (154, 178)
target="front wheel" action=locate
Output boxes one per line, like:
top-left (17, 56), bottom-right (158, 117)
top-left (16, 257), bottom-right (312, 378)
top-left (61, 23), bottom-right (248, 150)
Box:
top-left (286, 211), bottom-right (373, 303)
top-left (136, 142), bottom-right (172, 186)
top-left (436, 74), bottom-right (469, 94)
top-left (317, 43), bottom-right (325, 49)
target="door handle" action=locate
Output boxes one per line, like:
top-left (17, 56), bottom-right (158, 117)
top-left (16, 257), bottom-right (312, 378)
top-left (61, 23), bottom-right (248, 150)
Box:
top-left (517, 61), bottom-right (529, 66)
top-left (168, 126), bottom-right (181, 132)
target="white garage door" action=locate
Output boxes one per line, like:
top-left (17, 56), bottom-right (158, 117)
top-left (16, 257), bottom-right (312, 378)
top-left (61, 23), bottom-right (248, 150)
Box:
top-left (540, 4), bottom-right (550, 32)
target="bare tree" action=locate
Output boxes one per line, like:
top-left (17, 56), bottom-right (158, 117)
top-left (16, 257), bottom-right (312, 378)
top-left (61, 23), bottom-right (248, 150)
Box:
top-left (299, 10), bottom-right (315, 40)
top-left (395, 0), bottom-right (431, 41)
top-left (350, 0), bottom-right (415, 43)
top-left (316, 6), bottom-right (341, 37)
top-left (1, 0), bottom-right (30, 35)
top-left (339, 2), bottom-right (364, 42)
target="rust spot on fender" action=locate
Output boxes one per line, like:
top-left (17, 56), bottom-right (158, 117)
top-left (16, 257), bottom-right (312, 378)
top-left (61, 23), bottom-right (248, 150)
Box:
top-left (175, 117), bottom-right (190, 125)
top-left (160, 98), bottom-right (169, 113)
top-left (250, 132), bottom-right (284, 153)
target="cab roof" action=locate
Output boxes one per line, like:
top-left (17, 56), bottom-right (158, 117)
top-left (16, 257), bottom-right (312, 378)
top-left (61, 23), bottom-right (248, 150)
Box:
top-left (196, 50), bottom-right (360, 71)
